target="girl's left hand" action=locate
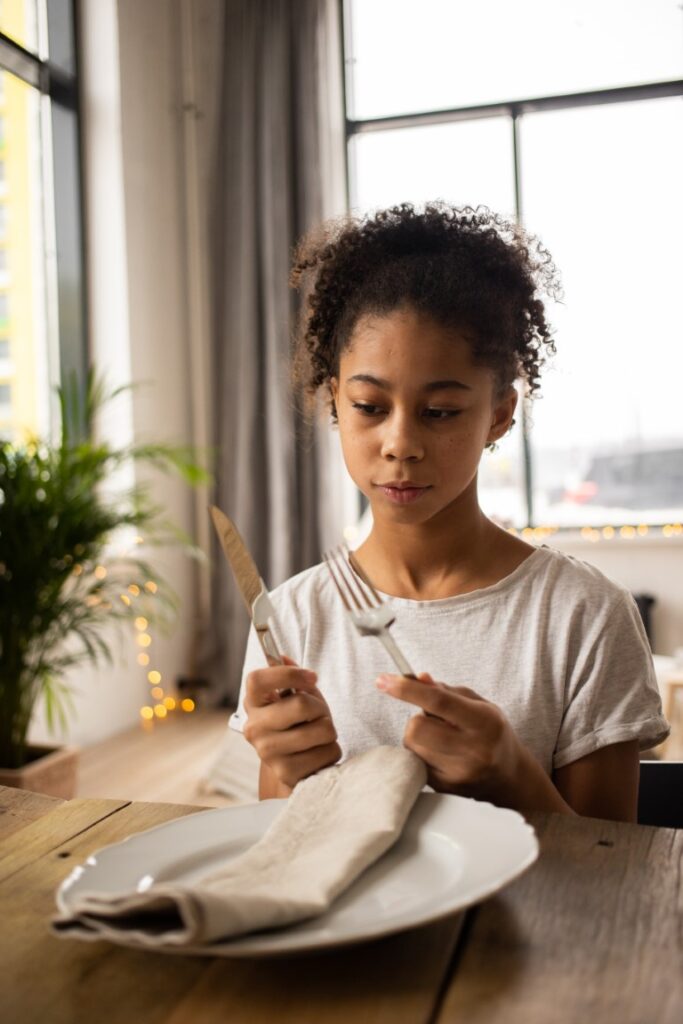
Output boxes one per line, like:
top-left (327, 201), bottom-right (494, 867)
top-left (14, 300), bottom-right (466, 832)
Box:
top-left (375, 672), bottom-right (524, 804)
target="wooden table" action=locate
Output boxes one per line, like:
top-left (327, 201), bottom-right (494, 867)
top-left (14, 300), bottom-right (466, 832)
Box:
top-left (1, 785), bottom-right (681, 1024)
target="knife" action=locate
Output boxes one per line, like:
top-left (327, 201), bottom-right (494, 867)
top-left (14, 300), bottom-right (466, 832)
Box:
top-left (209, 505), bottom-right (284, 668)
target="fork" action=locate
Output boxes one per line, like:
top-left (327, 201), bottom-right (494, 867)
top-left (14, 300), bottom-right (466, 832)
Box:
top-left (323, 545), bottom-right (417, 679)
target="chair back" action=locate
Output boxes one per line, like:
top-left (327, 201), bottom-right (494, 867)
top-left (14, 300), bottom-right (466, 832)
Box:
top-left (638, 761), bottom-right (683, 829)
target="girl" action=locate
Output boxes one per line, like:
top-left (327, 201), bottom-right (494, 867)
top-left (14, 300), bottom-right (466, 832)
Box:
top-left (229, 203), bottom-right (668, 820)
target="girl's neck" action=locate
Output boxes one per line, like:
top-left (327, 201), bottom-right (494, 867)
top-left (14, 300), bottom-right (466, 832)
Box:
top-left (353, 504), bottom-right (534, 601)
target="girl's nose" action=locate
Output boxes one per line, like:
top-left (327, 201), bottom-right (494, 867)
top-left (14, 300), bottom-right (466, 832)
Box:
top-left (380, 414), bottom-right (424, 462)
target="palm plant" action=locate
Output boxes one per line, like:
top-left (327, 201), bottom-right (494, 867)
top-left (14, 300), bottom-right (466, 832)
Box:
top-left (0, 372), bottom-right (208, 769)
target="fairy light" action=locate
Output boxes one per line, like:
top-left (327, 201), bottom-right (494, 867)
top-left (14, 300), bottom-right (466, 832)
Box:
top-left (140, 706), bottom-right (154, 720)
top-left (134, 616), bottom-right (148, 631)
top-left (637, 524), bottom-right (649, 536)
top-left (137, 652), bottom-right (150, 666)
top-left (147, 670), bottom-right (161, 685)
top-left (136, 633), bottom-right (152, 647)
top-left (144, 581), bottom-right (158, 594)
top-left (181, 698), bottom-right (195, 713)
top-left (72, 564), bottom-right (83, 576)
top-left (120, 593), bottom-right (131, 606)
top-left (94, 565), bottom-right (107, 580)
top-left (128, 584), bottom-right (141, 596)
top-left (151, 686), bottom-right (164, 700)
top-left (163, 697), bottom-right (176, 710)
top-left (153, 704), bottom-right (167, 718)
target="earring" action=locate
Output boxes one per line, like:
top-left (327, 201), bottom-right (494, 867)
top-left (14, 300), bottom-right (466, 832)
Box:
top-left (487, 441), bottom-right (498, 453)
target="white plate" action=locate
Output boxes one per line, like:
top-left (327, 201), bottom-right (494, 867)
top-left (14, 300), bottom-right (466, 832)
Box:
top-left (56, 793), bottom-right (538, 957)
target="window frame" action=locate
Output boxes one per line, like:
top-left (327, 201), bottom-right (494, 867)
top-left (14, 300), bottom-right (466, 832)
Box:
top-left (341, 1), bottom-right (683, 528)
top-left (0, 0), bottom-right (87, 432)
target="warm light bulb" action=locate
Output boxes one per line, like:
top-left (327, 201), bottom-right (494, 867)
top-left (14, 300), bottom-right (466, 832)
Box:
top-left (637, 524), bottom-right (648, 536)
top-left (135, 616), bottom-right (148, 631)
top-left (140, 706), bottom-right (154, 720)
top-left (163, 697), bottom-right (176, 710)
top-left (147, 670), bottom-right (161, 685)
top-left (154, 704), bottom-right (167, 718)
top-left (120, 593), bottom-right (131, 606)
top-left (181, 698), bottom-right (195, 713)
top-left (94, 565), bottom-right (107, 580)
top-left (136, 633), bottom-right (152, 648)
top-left (144, 581), bottom-right (158, 594)
top-left (151, 686), bottom-right (164, 699)
top-left (128, 584), bottom-right (141, 596)
top-left (137, 652), bottom-right (150, 666)
top-left (602, 526), bottom-right (615, 539)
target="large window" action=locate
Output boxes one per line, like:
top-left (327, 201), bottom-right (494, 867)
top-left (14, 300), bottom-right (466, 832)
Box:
top-left (344, 0), bottom-right (683, 529)
top-left (0, 0), bottom-right (85, 444)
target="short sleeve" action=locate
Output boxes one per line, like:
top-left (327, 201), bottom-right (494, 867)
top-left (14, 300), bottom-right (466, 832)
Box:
top-left (553, 593), bottom-right (670, 770)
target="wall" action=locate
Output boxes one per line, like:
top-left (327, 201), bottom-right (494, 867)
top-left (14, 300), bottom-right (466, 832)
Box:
top-left (30, 0), bottom-right (216, 748)
top-left (550, 535), bottom-right (683, 656)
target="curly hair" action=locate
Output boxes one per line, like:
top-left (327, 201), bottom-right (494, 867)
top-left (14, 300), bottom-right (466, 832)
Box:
top-left (290, 202), bottom-right (561, 420)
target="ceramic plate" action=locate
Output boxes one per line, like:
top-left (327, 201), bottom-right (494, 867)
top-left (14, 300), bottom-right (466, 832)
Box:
top-left (56, 793), bottom-right (538, 957)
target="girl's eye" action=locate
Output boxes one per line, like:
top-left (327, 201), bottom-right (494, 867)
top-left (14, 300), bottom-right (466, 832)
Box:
top-left (351, 402), bottom-right (384, 416)
top-left (424, 408), bottom-right (460, 420)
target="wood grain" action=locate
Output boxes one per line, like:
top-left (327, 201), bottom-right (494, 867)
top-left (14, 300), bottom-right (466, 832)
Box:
top-left (437, 813), bottom-right (683, 1024)
top-left (0, 784), bottom-right (64, 841)
top-left (161, 916), bottom-right (465, 1024)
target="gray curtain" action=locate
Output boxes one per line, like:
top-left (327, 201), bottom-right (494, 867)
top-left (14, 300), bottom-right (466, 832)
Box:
top-left (203, 0), bottom-right (347, 702)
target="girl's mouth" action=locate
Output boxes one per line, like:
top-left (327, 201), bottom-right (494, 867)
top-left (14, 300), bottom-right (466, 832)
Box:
top-left (377, 485), bottom-right (430, 505)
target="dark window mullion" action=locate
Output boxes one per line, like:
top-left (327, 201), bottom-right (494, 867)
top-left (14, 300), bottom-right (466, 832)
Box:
top-left (511, 112), bottom-right (535, 527)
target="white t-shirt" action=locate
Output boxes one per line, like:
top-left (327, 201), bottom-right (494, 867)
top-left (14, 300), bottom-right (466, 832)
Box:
top-left (229, 545), bottom-right (669, 774)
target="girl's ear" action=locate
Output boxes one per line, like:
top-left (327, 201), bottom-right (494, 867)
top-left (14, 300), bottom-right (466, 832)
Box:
top-left (487, 386), bottom-right (518, 447)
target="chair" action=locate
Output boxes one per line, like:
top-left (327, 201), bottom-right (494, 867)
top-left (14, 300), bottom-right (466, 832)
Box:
top-left (638, 761), bottom-right (683, 829)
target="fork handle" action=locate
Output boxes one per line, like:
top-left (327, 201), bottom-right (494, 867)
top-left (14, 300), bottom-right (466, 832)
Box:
top-left (377, 631), bottom-right (417, 679)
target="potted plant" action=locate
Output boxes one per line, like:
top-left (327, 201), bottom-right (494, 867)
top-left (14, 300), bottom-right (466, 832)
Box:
top-left (0, 371), bottom-right (208, 797)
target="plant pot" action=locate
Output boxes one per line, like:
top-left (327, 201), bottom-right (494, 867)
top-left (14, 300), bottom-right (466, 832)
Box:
top-left (0, 744), bottom-right (79, 799)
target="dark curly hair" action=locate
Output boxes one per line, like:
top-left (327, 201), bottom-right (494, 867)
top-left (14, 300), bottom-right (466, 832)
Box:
top-left (290, 202), bottom-right (561, 420)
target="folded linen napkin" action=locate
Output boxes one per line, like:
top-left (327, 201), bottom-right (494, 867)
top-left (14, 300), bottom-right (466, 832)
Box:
top-left (53, 745), bottom-right (427, 949)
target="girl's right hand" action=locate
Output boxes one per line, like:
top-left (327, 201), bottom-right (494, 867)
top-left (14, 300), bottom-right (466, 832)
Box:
top-left (243, 655), bottom-right (341, 791)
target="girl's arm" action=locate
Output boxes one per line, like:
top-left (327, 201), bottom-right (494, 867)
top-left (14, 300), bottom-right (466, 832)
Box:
top-left (553, 739), bottom-right (639, 821)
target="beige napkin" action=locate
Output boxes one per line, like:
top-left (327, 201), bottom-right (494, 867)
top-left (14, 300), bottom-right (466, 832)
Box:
top-left (53, 746), bottom-right (427, 949)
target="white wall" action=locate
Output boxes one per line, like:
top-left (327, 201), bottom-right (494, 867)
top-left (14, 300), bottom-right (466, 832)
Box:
top-left (549, 535), bottom-right (683, 656)
top-left (31, 0), bottom-right (215, 748)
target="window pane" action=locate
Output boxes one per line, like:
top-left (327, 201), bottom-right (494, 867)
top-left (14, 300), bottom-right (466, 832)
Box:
top-left (0, 68), bottom-right (51, 443)
top-left (346, 0), bottom-right (683, 120)
top-left (0, 0), bottom-right (40, 55)
top-left (350, 117), bottom-right (515, 216)
top-left (521, 97), bottom-right (683, 526)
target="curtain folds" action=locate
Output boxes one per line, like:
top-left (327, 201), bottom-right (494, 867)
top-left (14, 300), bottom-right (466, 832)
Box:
top-left (203, 0), bottom-right (347, 702)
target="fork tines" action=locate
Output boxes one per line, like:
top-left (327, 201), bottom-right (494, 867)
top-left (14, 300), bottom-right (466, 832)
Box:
top-left (323, 544), bottom-right (381, 612)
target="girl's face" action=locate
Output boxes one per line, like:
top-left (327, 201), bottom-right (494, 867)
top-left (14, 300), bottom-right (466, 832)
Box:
top-left (330, 306), bottom-right (517, 526)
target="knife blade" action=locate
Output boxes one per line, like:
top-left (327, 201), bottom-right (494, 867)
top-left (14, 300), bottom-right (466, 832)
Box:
top-left (209, 505), bottom-right (283, 667)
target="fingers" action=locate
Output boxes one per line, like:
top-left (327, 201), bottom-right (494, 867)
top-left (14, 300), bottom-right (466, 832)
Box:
top-left (245, 663), bottom-right (319, 711)
top-left (251, 714), bottom-right (338, 761)
top-left (375, 673), bottom-right (486, 727)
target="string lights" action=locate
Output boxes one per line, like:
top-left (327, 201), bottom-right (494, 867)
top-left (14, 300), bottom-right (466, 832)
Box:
top-left (117, 551), bottom-right (196, 728)
top-left (506, 523), bottom-right (683, 543)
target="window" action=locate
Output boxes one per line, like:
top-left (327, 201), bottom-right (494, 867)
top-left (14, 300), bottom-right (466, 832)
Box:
top-left (344, 0), bottom-right (683, 528)
top-left (0, 2), bottom-right (85, 441)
